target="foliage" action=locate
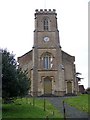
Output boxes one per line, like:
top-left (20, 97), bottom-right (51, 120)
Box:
top-left (2, 49), bottom-right (18, 99)
top-left (2, 49), bottom-right (30, 101)
top-left (2, 98), bottom-right (63, 118)
top-left (17, 68), bottom-right (30, 97)
top-left (86, 87), bottom-right (90, 92)
top-left (64, 94), bottom-right (89, 113)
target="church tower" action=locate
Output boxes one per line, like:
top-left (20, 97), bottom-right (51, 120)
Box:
top-left (32, 9), bottom-right (65, 96)
top-left (18, 9), bottom-right (78, 97)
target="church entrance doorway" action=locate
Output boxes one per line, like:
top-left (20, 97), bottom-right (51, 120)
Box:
top-left (44, 77), bottom-right (52, 95)
top-left (67, 81), bottom-right (72, 94)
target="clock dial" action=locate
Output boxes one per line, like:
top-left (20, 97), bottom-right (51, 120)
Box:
top-left (44, 36), bottom-right (49, 42)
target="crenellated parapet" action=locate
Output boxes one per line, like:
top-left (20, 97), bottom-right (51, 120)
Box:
top-left (35, 9), bottom-right (57, 15)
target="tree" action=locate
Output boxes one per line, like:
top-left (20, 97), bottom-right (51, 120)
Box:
top-left (17, 68), bottom-right (30, 97)
top-left (76, 72), bottom-right (84, 84)
top-left (2, 49), bottom-right (18, 99)
top-left (85, 87), bottom-right (90, 94)
top-left (2, 49), bottom-right (30, 101)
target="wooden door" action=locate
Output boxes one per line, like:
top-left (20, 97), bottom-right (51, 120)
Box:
top-left (67, 81), bottom-right (72, 94)
top-left (44, 77), bottom-right (52, 94)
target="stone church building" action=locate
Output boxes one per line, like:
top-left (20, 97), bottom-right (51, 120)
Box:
top-left (18, 9), bottom-right (79, 96)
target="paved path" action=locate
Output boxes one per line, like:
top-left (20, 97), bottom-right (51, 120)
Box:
top-left (38, 97), bottom-right (89, 119)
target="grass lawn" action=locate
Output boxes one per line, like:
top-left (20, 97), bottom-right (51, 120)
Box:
top-left (64, 94), bottom-right (89, 114)
top-left (2, 97), bottom-right (63, 119)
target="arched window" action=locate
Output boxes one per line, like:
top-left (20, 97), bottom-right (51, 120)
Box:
top-left (43, 53), bottom-right (53, 69)
top-left (44, 55), bottom-right (50, 69)
top-left (43, 19), bottom-right (49, 31)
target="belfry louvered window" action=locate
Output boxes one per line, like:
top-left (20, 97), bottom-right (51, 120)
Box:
top-left (44, 19), bottom-right (49, 30)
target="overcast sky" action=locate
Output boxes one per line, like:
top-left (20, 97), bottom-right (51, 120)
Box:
top-left (0, 0), bottom-right (88, 88)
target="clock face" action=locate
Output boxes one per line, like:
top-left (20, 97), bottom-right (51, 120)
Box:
top-left (43, 36), bottom-right (49, 42)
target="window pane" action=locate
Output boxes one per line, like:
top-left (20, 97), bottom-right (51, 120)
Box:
top-left (46, 57), bottom-right (48, 69)
top-left (43, 55), bottom-right (51, 69)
